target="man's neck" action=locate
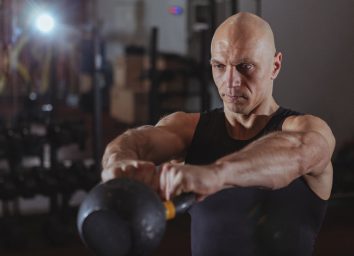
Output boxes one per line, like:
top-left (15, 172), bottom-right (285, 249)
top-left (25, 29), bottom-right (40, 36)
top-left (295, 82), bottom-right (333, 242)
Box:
top-left (224, 99), bottom-right (279, 140)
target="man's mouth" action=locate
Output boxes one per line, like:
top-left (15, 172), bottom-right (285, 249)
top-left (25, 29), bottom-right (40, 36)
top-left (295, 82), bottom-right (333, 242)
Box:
top-left (225, 94), bottom-right (247, 102)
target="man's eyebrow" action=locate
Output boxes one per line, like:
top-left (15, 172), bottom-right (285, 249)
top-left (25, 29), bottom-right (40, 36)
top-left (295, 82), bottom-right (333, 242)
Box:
top-left (210, 57), bottom-right (256, 65)
top-left (210, 58), bottom-right (223, 63)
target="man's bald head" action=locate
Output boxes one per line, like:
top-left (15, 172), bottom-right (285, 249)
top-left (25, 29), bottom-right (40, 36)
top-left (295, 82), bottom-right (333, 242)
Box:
top-left (211, 12), bottom-right (276, 56)
top-left (210, 13), bottom-right (282, 116)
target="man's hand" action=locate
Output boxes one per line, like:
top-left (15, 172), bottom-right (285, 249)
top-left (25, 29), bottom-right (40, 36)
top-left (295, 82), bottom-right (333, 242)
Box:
top-left (101, 160), bottom-right (160, 192)
top-left (159, 163), bottom-right (225, 201)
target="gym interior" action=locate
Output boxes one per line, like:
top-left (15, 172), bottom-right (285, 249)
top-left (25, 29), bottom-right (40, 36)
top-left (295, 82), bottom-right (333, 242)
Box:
top-left (0, 0), bottom-right (354, 255)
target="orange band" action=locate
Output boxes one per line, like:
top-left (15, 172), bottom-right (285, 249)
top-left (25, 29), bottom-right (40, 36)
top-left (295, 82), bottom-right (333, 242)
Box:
top-left (164, 200), bottom-right (176, 220)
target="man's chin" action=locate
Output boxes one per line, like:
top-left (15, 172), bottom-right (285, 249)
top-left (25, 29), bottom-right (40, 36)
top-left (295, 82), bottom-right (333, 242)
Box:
top-left (224, 103), bottom-right (249, 115)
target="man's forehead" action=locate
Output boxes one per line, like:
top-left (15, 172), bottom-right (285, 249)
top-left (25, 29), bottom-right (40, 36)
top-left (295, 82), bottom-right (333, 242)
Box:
top-left (213, 39), bottom-right (229, 52)
top-left (211, 39), bottom-right (262, 61)
top-left (212, 38), bottom-right (259, 51)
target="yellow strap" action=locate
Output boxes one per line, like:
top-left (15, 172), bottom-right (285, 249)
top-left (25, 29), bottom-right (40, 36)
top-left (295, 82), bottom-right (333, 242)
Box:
top-left (164, 200), bottom-right (176, 220)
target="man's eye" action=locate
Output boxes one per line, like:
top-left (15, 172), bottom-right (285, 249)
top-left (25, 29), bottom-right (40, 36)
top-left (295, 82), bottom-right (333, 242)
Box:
top-left (236, 63), bottom-right (254, 72)
top-left (212, 63), bottom-right (225, 70)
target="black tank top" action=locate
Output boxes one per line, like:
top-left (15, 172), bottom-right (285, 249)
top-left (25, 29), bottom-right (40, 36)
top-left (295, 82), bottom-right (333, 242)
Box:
top-left (185, 107), bottom-right (327, 256)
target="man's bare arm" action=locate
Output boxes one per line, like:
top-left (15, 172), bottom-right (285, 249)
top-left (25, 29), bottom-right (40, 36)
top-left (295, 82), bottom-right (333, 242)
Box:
top-left (101, 112), bottom-right (199, 183)
top-left (216, 115), bottom-right (334, 187)
top-left (160, 115), bottom-right (335, 200)
top-left (217, 134), bottom-right (328, 186)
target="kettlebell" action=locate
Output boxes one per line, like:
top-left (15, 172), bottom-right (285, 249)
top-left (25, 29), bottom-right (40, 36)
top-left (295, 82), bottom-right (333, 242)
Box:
top-left (77, 178), bottom-right (196, 256)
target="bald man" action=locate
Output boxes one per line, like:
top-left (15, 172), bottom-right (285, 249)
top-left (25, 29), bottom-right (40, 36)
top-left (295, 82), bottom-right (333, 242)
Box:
top-left (102, 12), bottom-right (335, 256)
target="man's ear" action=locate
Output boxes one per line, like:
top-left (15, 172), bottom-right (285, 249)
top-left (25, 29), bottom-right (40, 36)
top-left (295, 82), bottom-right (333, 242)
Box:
top-left (271, 52), bottom-right (282, 80)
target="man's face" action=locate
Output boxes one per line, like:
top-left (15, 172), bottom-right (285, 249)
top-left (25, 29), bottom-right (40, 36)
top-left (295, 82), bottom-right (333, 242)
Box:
top-left (211, 36), bottom-right (279, 115)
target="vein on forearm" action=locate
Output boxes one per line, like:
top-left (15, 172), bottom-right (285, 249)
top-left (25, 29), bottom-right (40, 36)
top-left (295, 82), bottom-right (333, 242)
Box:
top-left (102, 129), bottom-right (148, 168)
top-left (102, 125), bottom-right (185, 168)
top-left (216, 131), bottom-right (331, 190)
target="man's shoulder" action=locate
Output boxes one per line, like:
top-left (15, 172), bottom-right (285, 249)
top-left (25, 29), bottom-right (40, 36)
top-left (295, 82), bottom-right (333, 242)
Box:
top-left (157, 108), bottom-right (225, 124)
top-left (156, 111), bottom-right (200, 129)
top-left (155, 112), bottom-right (202, 148)
top-left (283, 113), bottom-right (335, 152)
top-left (283, 113), bottom-right (326, 130)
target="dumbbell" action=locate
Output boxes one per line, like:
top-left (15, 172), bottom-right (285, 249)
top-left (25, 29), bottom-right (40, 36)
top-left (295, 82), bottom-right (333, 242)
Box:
top-left (4, 128), bottom-right (23, 171)
top-left (77, 178), bottom-right (196, 256)
top-left (0, 173), bottom-right (19, 201)
top-left (47, 121), bottom-right (87, 150)
top-left (54, 163), bottom-right (81, 194)
top-left (14, 169), bottom-right (39, 199)
top-left (33, 166), bottom-right (60, 197)
top-left (70, 161), bottom-right (100, 191)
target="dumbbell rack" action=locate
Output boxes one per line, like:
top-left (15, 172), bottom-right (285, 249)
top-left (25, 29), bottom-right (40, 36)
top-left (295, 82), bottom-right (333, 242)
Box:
top-left (0, 118), bottom-right (100, 250)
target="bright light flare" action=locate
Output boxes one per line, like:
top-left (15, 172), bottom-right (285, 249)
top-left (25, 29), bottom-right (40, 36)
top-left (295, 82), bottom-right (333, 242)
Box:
top-left (35, 13), bottom-right (55, 33)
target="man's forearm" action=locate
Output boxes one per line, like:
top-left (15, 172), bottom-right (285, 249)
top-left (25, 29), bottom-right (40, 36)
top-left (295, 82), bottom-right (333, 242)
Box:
top-left (102, 129), bottom-right (147, 169)
top-left (215, 131), bottom-right (331, 190)
top-left (102, 124), bottom-right (188, 170)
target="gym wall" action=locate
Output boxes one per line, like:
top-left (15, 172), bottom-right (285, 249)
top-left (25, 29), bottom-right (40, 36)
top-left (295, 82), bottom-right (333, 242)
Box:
top-left (262, 0), bottom-right (354, 149)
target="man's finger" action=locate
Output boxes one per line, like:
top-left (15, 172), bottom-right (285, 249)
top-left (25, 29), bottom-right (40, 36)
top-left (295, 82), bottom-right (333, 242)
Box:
top-left (101, 169), bottom-right (113, 182)
top-left (160, 164), bottom-right (170, 199)
top-left (123, 165), bottom-right (136, 178)
top-left (171, 170), bottom-right (183, 197)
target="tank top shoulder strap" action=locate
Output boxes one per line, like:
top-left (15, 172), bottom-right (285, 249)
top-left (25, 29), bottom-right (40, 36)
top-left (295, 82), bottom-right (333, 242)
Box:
top-left (196, 107), bottom-right (224, 132)
top-left (264, 106), bottom-right (303, 133)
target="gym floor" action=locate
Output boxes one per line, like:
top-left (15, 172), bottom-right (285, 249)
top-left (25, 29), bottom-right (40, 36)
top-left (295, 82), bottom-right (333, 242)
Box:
top-left (0, 110), bottom-right (353, 256)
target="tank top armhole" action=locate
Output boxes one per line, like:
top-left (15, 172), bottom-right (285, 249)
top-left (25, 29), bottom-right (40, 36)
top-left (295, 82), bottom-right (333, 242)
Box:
top-left (300, 177), bottom-right (329, 202)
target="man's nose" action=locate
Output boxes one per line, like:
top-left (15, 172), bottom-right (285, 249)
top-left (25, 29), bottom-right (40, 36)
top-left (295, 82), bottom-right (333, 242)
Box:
top-left (225, 66), bottom-right (241, 88)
